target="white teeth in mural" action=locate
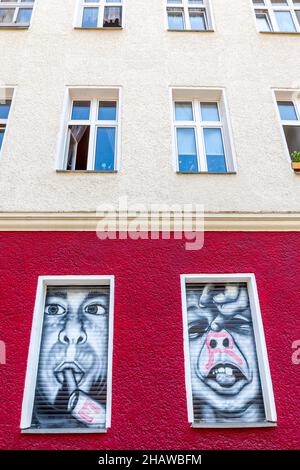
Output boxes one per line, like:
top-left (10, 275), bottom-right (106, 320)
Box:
top-left (225, 367), bottom-right (233, 376)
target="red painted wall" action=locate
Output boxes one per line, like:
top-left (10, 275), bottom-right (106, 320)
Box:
top-left (0, 232), bottom-right (299, 450)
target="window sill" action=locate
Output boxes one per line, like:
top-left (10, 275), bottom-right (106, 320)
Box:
top-left (176, 171), bottom-right (236, 175)
top-left (259, 31), bottom-right (300, 35)
top-left (167, 29), bottom-right (214, 33)
top-left (0, 24), bottom-right (30, 29)
top-left (74, 26), bottom-right (123, 31)
top-left (56, 170), bottom-right (118, 174)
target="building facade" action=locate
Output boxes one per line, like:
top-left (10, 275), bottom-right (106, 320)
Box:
top-left (0, 0), bottom-right (300, 449)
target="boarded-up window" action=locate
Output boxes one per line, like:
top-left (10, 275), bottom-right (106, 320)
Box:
top-left (21, 277), bottom-right (114, 433)
top-left (181, 275), bottom-right (276, 427)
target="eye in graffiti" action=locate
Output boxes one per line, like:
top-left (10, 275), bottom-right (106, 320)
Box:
top-left (45, 304), bottom-right (66, 316)
top-left (84, 303), bottom-right (106, 316)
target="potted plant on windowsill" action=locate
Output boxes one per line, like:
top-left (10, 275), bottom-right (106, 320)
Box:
top-left (291, 151), bottom-right (300, 173)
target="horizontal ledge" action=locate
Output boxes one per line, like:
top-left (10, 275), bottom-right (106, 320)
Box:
top-left (0, 24), bottom-right (29, 29)
top-left (21, 428), bottom-right (107, 434)
top-left (1, 212), bottom-right (300, 231)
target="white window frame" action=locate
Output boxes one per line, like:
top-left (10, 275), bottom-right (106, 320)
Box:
top-left (75, 0), bottom-right (124, 29)
top-left (170, 88), bottom-right (237, 173)
top-left (57, 87), bottom-right (122, 172)
top-left (20, 275), bottom-right (115, 434)
top-left (273, 89), bottom-right (300, 164)
top-left (165, 0), bottom-right (214, 31)
top-left (0, 0), bottom-right (36, 28)
top-left (252, 0), bottom-right (300, 32)
top-left (0, 87), bottom-right (15, 159)
top-left (180, 273), bottom-right (277, 428)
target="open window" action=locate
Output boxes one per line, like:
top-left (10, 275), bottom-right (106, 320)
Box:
top-left (76, 1), bottom-right (123, 29)
top-left (181, 274), bottom-right (277, 428)
top-left (21, 276), bottom-right (114, 433)
top-left (0, 1), bottom-right (35, 28)
top-left (171, 88), bottom-right (236, 173)
top-left (58, 87), bottom-right (121, 172)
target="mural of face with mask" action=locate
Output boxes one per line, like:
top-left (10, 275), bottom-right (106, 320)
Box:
top-left (187, 283), bottom-right (265, 424)
top-left (32, 286), bottom-right (110, 429)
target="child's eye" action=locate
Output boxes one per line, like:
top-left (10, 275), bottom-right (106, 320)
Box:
top-left (84, 304), bottom-right (106, 316)
top-left (45, 304), bottom-right (66, 316)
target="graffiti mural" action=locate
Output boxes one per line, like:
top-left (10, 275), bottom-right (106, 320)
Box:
top-left (30, 286), bottom-right (110, 430)
top-left (186, 283), bottom-right (265, 424)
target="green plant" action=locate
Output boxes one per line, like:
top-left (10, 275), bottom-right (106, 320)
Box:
top-left (291, 151), bottom-right (300, 163)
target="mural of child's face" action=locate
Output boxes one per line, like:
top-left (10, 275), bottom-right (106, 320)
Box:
top-left (37, 287), bottom-right (109, 406)
top-left (187, 284), bottom-right (263, 421)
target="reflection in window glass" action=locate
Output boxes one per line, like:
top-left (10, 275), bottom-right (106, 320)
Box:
top-left (168, 10), bottom-right (185, 29)
top-left (201, 103), bottom-right (220, 122)
top-left (277, 101), bottom-right (298, 121)
top-left (71, 101), bottom-right (91, 121)
top-left (82, 7), bottom-right (98, 27)
top-left (274, 10), bottom-right (296, 31)
top-left (98, 102), bottom-right (117, 121)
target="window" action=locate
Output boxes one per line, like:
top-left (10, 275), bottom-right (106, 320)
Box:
top-left (59, 88), bottom-right (120, 172)
top-left (21, 276), bottom-right (114, 433)
top-left (275, 91), bottom-right (300, 160)
top-left (181, 274), bottom-right (277, 428)
top-left (166, 0), bottom-right (213, 31)
top-left (252, 0), bottom-right (300, 32)
top-left (77, 0), bottom-right (123, 28)
top-left (0, 0), bottom-right (35, 27)
top-left (0, 88), bottom-right (13, 154)
top-left (171, 89), bottom-right (235, 173)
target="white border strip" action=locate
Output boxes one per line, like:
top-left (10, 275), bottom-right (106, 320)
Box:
top-left (20, 275), bottom-right (115, 434)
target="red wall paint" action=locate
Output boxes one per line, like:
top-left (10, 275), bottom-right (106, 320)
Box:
top-left (0, 231), bottom-right (299, 450)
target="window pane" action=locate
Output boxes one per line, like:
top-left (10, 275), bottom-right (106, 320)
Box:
top-left (95, 127), bottom-right (116, 171)
top-left (177, 128), bottom-right (198, 173)
top-left (16, 8), bottom-right (32, 23)
top-left (271, 0), bottom-right (288, 5)
top-left (203, 128), bottom-right (227, 172)
top-left (277, 101), bottom-right (298, 120)
top-left (256, 13), bottom-right (271, 31)
top-left (0, 127), bottom-right (5, 151)
top-left (175, 102), bottom-right (193, 121)
top-left (296, 10), bottom-right (300, 26)
top-left (189, 10), bottom-right (206, 30)
top-left (71, 101), bottom-right (90, 120)
top-left (0, 100), bottom-right (11, 119)
top-left (201, 103), bottom-right (220, 121)
top-left (283, 125), bottom-right (300, 155)
top-left (103, 7), bottom-right (122, 27)
top-left (0, 9), bottom-right (14, 23)
top-left (27, 285), bottom-right (111, 431)
top-left (82, 7), bottom-right (98, 27)
top-left (168, 10), bottom-right (184, 29)
top-left (274, 11), bottom-right (296, 32)
top-left (98, 102), bottom-right (117, 121)
top-left (185, 282), bottom-right (267, 425)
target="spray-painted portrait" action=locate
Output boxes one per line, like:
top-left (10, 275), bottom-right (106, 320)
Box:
top-left (31, 286), bottom-right (110, 430)
top-left (186, 283), bottom-right (265, 424)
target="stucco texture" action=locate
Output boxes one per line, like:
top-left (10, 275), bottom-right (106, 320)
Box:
top-left (0, 231), bottom-right (299, 449)
top-left (0, 0), bottom-right (300, 213)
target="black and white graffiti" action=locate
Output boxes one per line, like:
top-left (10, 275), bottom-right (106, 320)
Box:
top-left (31, 286), bottom-right (110, 429)
top-left (186, 283), bottom-right (265, 424)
